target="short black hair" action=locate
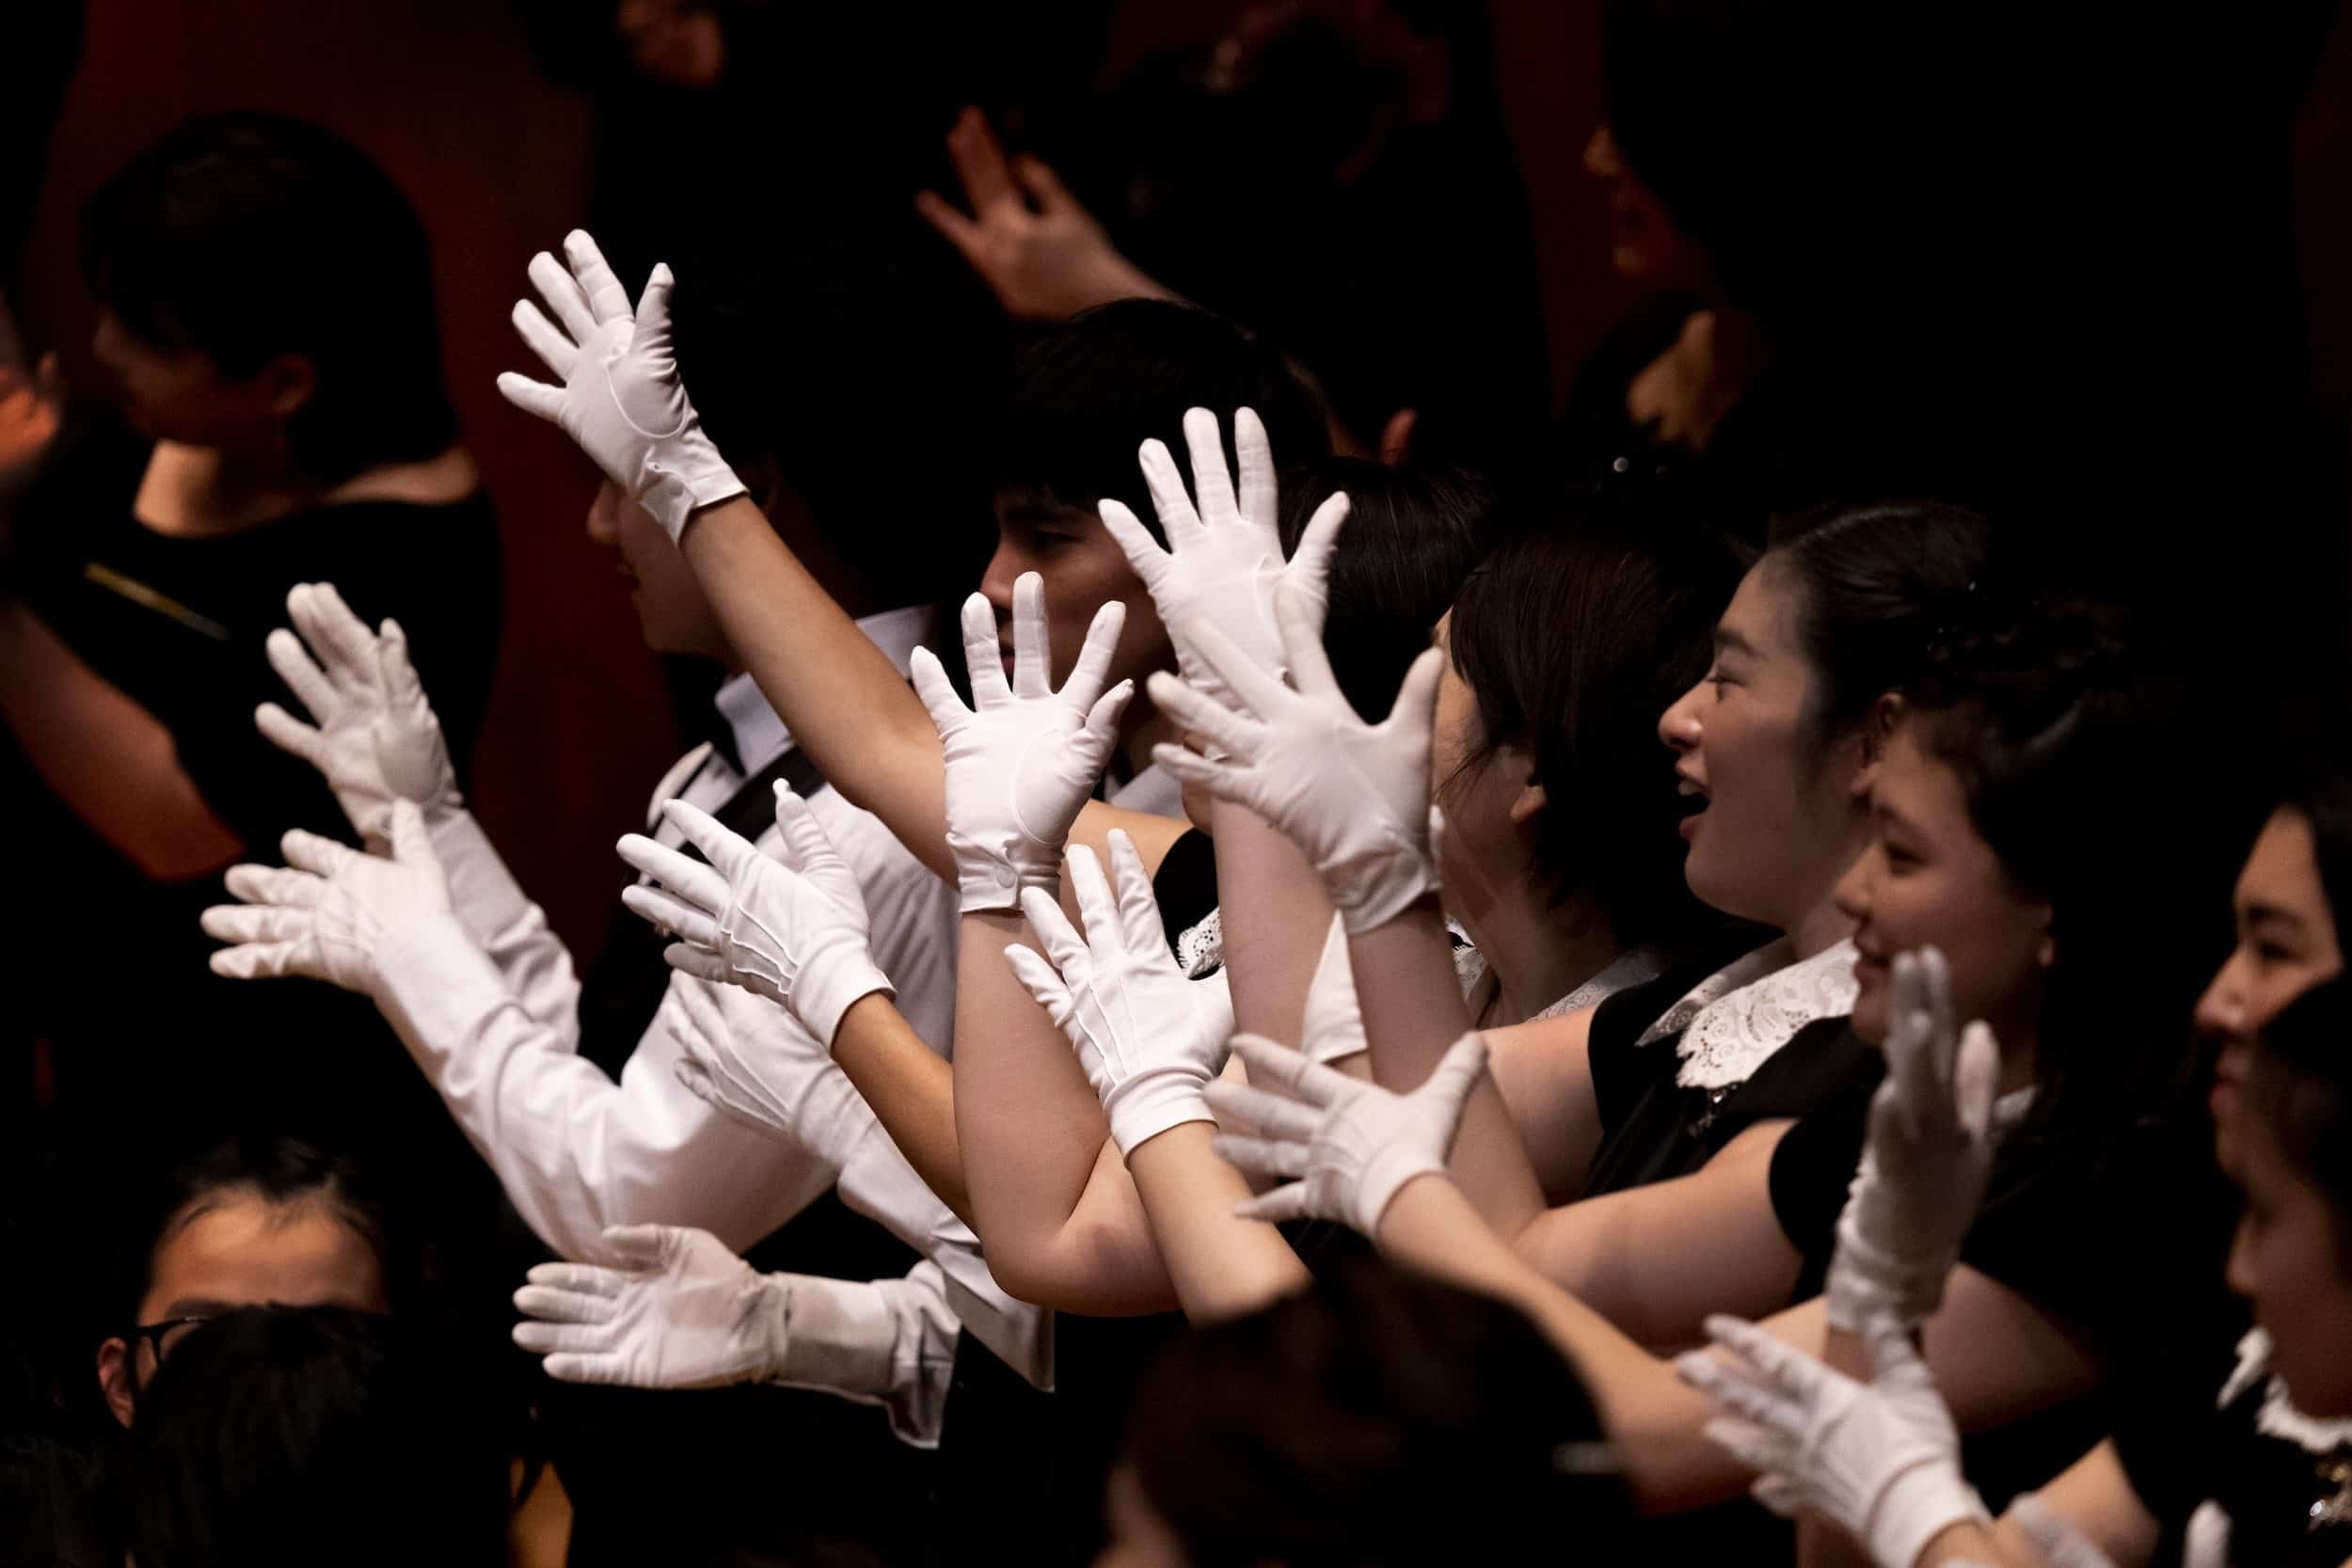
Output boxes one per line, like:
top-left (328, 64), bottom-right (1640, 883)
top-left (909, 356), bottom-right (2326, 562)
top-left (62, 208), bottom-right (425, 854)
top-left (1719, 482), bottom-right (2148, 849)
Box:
top-left (1279, 456), bottom-right (1491, 721)
top-left (1124, 1261), bottom-right (1632, 1567)
top-left (121, 1307), bottom-right (509, 1568)
top-left (80, 111), bottom-right (458, 485)
top-left (992, 300), bottom-right (1330, 540)
top-left (1447, 502), bottom-right (1750, 945)
top-left (115, 1136), bottom-right (405, 1326)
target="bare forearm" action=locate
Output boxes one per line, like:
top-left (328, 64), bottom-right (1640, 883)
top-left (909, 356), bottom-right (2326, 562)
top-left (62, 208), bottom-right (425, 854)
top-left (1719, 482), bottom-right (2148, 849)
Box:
top-left (677, 500), bottom-right (954, 879)
top-left (0, 600), bottom-right (241, 878)
top-left (831, 993), bottom-right (970, 1223)
top-left (1210, 802), bottom-right (1335, 1042)
top-left (1125, 1121), bottom-right (1311, 1323)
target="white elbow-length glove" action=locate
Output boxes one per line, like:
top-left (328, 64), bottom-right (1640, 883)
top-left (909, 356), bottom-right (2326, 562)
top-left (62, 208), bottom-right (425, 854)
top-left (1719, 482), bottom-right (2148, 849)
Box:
top-left (1827, 948), bottom-right (2010, 1335)
top-left (1677, 1311), bottom-right (1989, 1568)
top-left (910, 571), bottom-right (1132, 912)
top-left (1148, 589), bottom-right (1442, 934)
top-left (1004, 830), bottom-right (1235, 1154)
top-left (201, 800), bottom-right (456, 1000)
top-left (1204, 1031), bottom-right (1486, 1235)
top-left (616, 784), bottom-right (893, 1051)
top-left (1096, 404), bottom-right (1348, 708)
top-left (497, 229), bottom-right (746, 542)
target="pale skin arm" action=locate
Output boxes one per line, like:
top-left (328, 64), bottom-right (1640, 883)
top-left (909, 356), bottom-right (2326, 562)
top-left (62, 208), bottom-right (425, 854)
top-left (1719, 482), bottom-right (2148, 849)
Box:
top-left (828, 992), bottom-right (971, 1224)
top-left (1210, 798), bottom-right (1336, 1044)
top-left (1915, 1441), bottom-right (2159, 1568)
top-left (1125, 1117), bottom-right (1312, 1323)
top-left (675, 499), bottom-right (1187, 880)
top-left (0, 599), bottom-right (243, 879)
top-left (1374, 1172), bottom-right (2103, 1513)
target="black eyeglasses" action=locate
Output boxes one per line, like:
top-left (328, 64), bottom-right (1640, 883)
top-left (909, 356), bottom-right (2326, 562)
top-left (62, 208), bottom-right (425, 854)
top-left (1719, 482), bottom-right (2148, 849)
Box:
top-left (124, 1314), bottom-right (215, 1373)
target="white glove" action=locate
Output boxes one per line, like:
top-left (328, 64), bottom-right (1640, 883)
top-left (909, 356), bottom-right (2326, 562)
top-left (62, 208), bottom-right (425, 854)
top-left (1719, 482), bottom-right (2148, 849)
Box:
top-left (497, 230), bottom-right (746, 542)
top-left (2007, 1493), bottom-right (2119, 1568)
top-left (1299, 913), bottom-right (1370, 1068)
top-left (1004, 831), bottom-right (1235, 1154)
top-left (512, 1225), bottom-right (787, 1387)
top-left (1148, 596), bottom-right (1443, 934)
top-left (1097, 404), bottom-right (1348, 707)
top-left (910, 572), bottom-right (1132, 912)
top-left (1205, 1031), bottom-right (1486, 1234)
top-left (1677, 1311), bottom-right (1988, 1568)
top-left (1827, 947), bottom-right (2007, 1334)
top-left (659, 974), bottom-right (879, 1169)
top-left (201, 800), bottom-right (454, 998)
top-left (257, 582), bottom-right (461, 848)
top-left (616, 785), bottom-right (894, 1049)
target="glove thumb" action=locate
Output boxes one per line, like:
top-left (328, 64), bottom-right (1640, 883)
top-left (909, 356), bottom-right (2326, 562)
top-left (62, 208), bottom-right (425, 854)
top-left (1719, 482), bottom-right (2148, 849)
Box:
top-left (387, 800), bottom-right (436, 870)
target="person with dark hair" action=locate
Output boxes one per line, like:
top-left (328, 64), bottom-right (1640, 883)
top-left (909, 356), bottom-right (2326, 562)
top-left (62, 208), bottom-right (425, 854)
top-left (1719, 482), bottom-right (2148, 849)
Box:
top-left (121, 1306), bottom-right (509, 1568)
top-left (0, 111), bottom-right (502, 1163)
top-left (1106, 1261), bottom-right (1633, 1567)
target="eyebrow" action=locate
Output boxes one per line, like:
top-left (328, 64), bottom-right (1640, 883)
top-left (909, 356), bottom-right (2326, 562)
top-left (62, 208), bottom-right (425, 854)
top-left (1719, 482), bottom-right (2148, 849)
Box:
top-left (2243, 901), bottom-right (2308, 932)
top-left (1712, 624), bottom-right (1758, 658)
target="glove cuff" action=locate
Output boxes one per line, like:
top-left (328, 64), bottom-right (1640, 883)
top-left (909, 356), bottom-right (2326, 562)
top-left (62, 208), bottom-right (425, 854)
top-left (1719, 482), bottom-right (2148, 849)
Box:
top-left (639, 434), bottom-right (748, 543)
top-left (1869, 1461), bottom-right (1989, 1568)
top-left (1330, 844), bottom-right (1441, 936)
top-left (1349, 1141), bottom-right (1444, 1238)
top-left (1827, 1217), bottom-right (1957, 1335)
top-left (1101, 1065), bottom-right (1217, 1156)
top-left (796, 941), bottom-right (896, 1055)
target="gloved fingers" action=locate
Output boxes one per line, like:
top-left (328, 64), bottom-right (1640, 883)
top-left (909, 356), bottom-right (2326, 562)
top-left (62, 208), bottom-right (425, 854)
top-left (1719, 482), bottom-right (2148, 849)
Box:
top-left (1699, 1313), bottom-right (1828, 1399)
top-left (657, 799), bottom-right (765, 885)
top-left (1104, 830), bottom-right (1169, 958)
top-left (1955, 1020), bottom-right (2002, 1144)
top-left (1008, 573), bottom-right (1052, 701)
top-left (512, 1284), bottom-right (620, 1323)
top-left (1143, 670), bottom-right (1259, 759)
top-left (540, 1353), bottom-right (629, 1386)
top-left (199, 905), bottom-right (315, 945)
top-left (1200, 1077), bottom-right (1322, 1146)
top-left (511, 1320), bottom-right (612, 1356)
top-left (1271, 577), bottom-right (1345, 703)
top-left (1146, 739), bottom-right (1248, 807)
top-left (1377, 643), bottom-right (1447, 747)
top-left (1060, 597), bottom-right (1128, 710)
top-left (221, 862), bottom-right (324, 908)
top-left (957, 590), bottom-right (1010, 707)
top-left (279, 828), bottom-right (358, 879)
top-left (1225, 1031), bottom-right (1357, 1108)
top-left (511, 294), bottom-right (579, 378)
top-left (771, 785), bottom-right (847, 883)
top-left (662, 942), bottom-right (739, 990)
top-left (2009, 1493), bottom-right (2119, 1568)
top-left (263, 624), bottom-right (340, 718)
top-left (668, 976), bottom-right (730, 1048)
top-left (1209, 1132), bottom-right (1311, 1181)
top-left (376, 619), bottom-right (436, 720)
top-left (207, 941), bottom-right (308, 981)
top-left (631, 262), bottom-right (679, 362)
top-left (619, 882), bottom-right (723, 951)
top-left (1282, 491), bottom-right (1350, 620)
top-left (1060, 843), bottom-right (1123, 960)
top-left (1014, 884), bottom-right (1089, 978)
top-left (616, 828), bottom-right (732, 913)
top-left (1180, 407), bottom-right (1241, 527)
top-left (1231, 406), bottom-right (1277, 529)
top-left (1232, 1181), bottom-right (1315, 1225)
top-left (1860, 1309), bottom-right (1932, 1386)
top-left (253, 702), bottom-right (326, 769)
top-left (563, 230), bottom-right (633, 325)
top-left (1418, 1033), bottom-right (1492, 1116)
top-left (1677, 1352), bottom-right (1805, 1438)
top-left (1136, 436), bottom-right (1205, 546)
top-left (292, 581), bottom-right (380, 679)
top-left (496, 370), bottom-right (566, 423)
top-left (1096, 499), bottom-right (1169, 580)
top-left (1750, 1471), bottom-right (1805, 1519)
top-left (526, 248), bottom-right (598, 346)
top-left (908, 645), bottom-right (971, 737)
top-left (523, 1259), bottom-right (631, 1295)
top-left (1696, 1413), bottom-right (1797, 1480)
top-left (1003, 943), bottom-right (1075, 1024)
top-left (597, 1223), bottom-right (682, 1268)
top-left (385, 800), bottom-right (435, 869)
top-left (1917, 946), bottom-right (1958, 1070)
top-left (1080, 680), bottom-right (1136, 756)
top-left (1176, 615), bottom-right (1291, 722)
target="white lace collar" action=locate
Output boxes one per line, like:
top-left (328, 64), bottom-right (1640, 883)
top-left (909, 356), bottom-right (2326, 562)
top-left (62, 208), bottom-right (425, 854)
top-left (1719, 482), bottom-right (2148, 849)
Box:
top-left (2219, 1327), bottom-right (2352, 1454)
top-left (1635, 938), bottom-right (1859, 1091)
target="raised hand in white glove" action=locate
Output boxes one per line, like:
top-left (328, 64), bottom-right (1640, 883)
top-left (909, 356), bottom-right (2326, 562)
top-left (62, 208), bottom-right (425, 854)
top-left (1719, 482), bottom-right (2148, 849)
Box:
top-left (513, 1225), bottom-right (787, 1388)
top-left (1677, 1311), bottom-right (1988, 1568)
top-left (2007, 1493), bottom-right (2120, 1568)
top-left (1828, 947), bottom-right (2008, 1335)
top-left (1205, 1031), bottom-right (1486, 1235)
top-left (659, 973), bottom-right (877, 1167)
top-left (201, 800), bottom-right (453, 996)
top-left (496, 230), bottom-right (745, 542)
top-left (1005, 830), bottom-right (1235, 1154)
top-left (1148, 590), bottom-right (1443, 932)
top-left (615, 784), bottom-right (893, 1049)
top-left (910, 572), bottom-right (1132, 912)
top-left (257, 582), bottom-right (460, 848)
top-left (1097, 405), bottom-right (1348, 707)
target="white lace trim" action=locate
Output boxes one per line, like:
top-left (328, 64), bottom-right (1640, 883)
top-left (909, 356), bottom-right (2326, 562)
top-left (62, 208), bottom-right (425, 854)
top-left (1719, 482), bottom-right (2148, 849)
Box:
top-left (1175, 908), bottom-right (1224, 980)
top-left (2219, 1327), bottom-right (2352, 1454)
top-left (1649, 938), bottom-right (1859, 1091)
top-left (1541, 946), bottom-right (1672, 1020)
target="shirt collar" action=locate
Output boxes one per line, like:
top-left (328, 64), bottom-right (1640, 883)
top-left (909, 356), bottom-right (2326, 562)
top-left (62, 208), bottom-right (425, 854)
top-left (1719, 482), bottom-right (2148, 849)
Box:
top-left (707, 604), bottom-right (939, 780)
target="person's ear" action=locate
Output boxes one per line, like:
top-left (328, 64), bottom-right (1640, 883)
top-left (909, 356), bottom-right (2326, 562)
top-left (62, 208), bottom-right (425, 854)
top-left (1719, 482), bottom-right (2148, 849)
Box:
top-left (259, 352), bottom-right (318, 422)
top-left (97, 1337), bottom-right (135, 1427)
top-left (1851, 693), bottom-right (1906, 798)
top-left (2036, 905), bottom-right (2058, 970)
top-left (1502, 745), bottom-right (1546, 828)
